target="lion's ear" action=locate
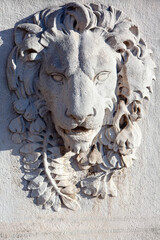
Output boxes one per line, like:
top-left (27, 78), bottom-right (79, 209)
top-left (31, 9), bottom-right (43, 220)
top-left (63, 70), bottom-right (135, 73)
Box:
top-left (15, 23), bottom-right (44, 65)
top-left (7, 23), bottom-right (43, 94)
top-left (15, 23), bottom-right (42, 45)
top-left (14, 23), bottom-right (44, 62)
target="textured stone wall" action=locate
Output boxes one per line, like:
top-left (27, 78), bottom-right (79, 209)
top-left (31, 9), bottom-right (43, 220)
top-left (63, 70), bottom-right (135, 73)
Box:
top-left (0, 0), bottom-right (160, 239)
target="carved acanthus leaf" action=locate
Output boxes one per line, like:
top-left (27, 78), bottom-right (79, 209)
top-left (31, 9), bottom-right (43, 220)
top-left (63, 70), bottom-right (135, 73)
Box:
top-left (17, 116), bottom-right (80, 211)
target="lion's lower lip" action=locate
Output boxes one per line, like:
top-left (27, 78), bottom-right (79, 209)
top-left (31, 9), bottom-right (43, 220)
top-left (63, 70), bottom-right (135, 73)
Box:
top-left (63, 126), bottom-right (94, 135)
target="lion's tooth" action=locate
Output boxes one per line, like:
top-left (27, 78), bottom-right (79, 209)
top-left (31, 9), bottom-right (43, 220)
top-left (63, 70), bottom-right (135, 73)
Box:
top-left (74, 146), bottom-right (81, 154)
top-left (81, 144), bottom-right (89, 152)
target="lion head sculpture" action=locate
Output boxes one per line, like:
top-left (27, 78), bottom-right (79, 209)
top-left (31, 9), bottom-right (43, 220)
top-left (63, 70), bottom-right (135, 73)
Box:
top-left (7, 3), bottom-right (155, 211)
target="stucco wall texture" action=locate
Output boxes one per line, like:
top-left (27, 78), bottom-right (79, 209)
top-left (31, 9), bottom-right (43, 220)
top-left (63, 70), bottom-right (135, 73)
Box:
top-left (0, 0), bottom-right (160, 240)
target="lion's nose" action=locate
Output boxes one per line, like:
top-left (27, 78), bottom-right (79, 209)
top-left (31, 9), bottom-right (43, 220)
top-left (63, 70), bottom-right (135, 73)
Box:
top-left (66, 72), bottom-right (97, 123)
top-left (66, 107), bottom-right (96, 123)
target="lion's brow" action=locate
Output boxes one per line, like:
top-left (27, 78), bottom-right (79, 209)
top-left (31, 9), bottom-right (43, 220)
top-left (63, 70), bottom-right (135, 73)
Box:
top-left (48, 63), bottom-right (67, 74)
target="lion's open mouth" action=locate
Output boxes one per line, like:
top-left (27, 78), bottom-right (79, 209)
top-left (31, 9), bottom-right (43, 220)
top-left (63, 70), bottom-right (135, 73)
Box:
top-left (57, 125), bottom-right (100, 145)
top-left (64, 126), bottom-right (90, 135)
top-left (56, 125), bottom-right (101, 153)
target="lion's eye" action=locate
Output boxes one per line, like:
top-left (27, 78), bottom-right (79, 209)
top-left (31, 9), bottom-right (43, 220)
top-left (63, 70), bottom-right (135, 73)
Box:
top-left (95, 71), bottom-right (110, 83)
top-left (51, 73), bottom-right (64, 82)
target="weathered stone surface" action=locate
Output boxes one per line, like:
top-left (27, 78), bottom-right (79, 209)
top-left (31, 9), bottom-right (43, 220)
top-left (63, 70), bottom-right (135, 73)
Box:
top-left (0, 0), bottom-right (160, 239)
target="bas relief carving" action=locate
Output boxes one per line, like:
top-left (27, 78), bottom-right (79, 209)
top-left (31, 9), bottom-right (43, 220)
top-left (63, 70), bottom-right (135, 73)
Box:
top-left (7, 3), bottom-right (155, 211)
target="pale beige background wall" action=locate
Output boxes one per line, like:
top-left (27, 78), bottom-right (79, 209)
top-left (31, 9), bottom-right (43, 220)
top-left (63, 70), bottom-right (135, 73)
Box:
top-left (0, 0), bottom-right (160, 239)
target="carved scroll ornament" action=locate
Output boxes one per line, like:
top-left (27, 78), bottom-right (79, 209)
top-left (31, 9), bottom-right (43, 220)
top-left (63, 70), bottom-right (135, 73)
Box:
top-left (7, 3), bottom-right (155, 211)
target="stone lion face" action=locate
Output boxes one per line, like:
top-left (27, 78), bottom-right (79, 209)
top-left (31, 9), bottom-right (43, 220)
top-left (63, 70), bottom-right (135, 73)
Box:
top-left (7, 3), bottom-right (155, 211)
top-left (39, 31), bottom-right (118, 153)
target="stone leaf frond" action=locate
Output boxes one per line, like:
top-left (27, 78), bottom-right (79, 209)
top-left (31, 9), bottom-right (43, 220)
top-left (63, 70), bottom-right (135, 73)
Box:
top-left (20, 122), bottom-right (80, 211)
